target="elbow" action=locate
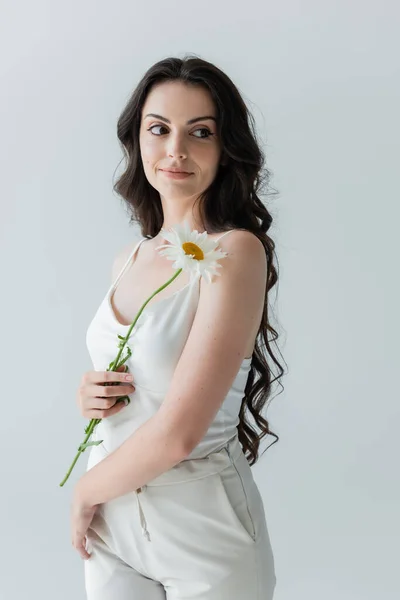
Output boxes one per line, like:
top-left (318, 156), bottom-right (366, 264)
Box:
top-left (174, 429), bottom-right (201, 459)
top-left (170, 432), bottom-right (196, 461)
top-left (154, 411), bottom-right (199, 460)
top-left (157, 425), bottom-right (195, 462)
top-left (162, 428), bottom-right (198, 461)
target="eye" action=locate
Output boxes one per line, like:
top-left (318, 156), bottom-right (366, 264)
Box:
top-left (148, 124), bottom-right (168, 136)
top-left (147, 124), bottom-right (214, 139)
top-left (191, 128), bottom-right (214, 139)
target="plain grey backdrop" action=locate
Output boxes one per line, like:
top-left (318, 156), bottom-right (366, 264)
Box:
top-left (0, 1), bottom-right (398, 598)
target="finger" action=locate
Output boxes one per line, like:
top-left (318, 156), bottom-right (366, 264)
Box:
top-left (84, 401), bottom-right (128, 420)
top-left (101, 368), bottom-right (133, 383)
top-left (87, 401), bottom-right (127, 420)
top-left (86, 369), bottom-right (133, 385)
top-left (83, 383), bottom-right (133, 404)
top-left (76, 537), bottom-right (91, 560)
top-left (94, 384), bottom-right (135, 399)
top-left (103, 400), bottom-right (128, 417)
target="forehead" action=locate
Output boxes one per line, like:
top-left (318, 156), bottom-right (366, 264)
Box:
top-left (142, 80), bottom-right (216, 119)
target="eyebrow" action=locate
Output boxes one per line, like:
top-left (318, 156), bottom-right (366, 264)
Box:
top-left (144, 113), bottom-right (217, 125)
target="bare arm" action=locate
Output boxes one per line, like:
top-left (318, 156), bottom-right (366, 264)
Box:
top-left (77, 415), bottom-right (187, 507)
top-left (76, 230), bottom-right (266, 507)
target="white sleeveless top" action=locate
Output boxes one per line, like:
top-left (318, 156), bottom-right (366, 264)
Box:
top-left (85, 230), bottom-right (252, 460)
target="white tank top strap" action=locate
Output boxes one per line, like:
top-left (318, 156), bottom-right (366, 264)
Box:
top-left (108, 230), bottom-right (235, 294)
top-left (215, 229), bottom-right (236, 242)
top-left (110, 237), bottom-right (147, 291)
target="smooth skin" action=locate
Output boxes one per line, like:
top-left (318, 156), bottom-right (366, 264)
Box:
top-left (139, 79), bottom-right (223, 246)
top-left (70, 80), bottom-right (266, 560)
top-left (71, 365), bottom-right (135, 559)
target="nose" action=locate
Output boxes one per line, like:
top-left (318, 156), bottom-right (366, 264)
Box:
top-left (167, 132), bottom-right (187, 160)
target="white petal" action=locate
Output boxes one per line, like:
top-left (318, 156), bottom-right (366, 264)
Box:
top-left (154, 223), bottom-right (229, 280)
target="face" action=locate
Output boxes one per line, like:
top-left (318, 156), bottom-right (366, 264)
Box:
top-left (139, 81), bottom-right (222, 206)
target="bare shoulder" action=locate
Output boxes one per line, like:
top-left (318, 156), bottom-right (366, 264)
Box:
top-left (198, 228), bottom-right (268, 324)
top-left (201, 228), bottom-right (267, 292)
top-left (217, 228), bottom-right (266, 263)
top-left (154, 229), bottom-right (268, 453)
top-left (111, 238), bottom-right (142, 283)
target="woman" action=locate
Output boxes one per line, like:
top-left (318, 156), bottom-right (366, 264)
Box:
top-left (72, 55), bottom-right (284, 600)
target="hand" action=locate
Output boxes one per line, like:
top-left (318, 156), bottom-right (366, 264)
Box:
top-left (70, 487), bottom-right (98, 560)
top-left (76, 365), bottom-right (136, 420)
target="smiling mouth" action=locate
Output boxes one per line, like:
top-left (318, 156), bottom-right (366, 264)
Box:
top-left (160, 169), bottom-right (192, 174)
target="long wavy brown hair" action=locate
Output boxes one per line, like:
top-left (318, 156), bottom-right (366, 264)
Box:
top-left (112, 54), bottom-right (286, 465)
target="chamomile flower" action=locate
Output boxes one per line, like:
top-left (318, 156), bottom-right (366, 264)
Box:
top-left (60, 221), bottom-right (230, 486)
top-left (155, 220), bottom-right (228, 283)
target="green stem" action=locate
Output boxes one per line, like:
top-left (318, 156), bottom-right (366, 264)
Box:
top-left (59, 268), bottom-right (183, 487)
top-left (112, 268), bottom-right (183, 368)
top-left (58, 419), bottom-right (99, 487)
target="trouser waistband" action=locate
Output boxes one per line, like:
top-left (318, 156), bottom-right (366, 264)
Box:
top-left (135, 435), bottom-right (244, 542)
top-left (144, 434), bottom-right (243, 487)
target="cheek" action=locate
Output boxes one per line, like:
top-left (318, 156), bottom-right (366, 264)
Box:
top-left (197, 147), bottom-right (221, 173)
top-left (140, 134), bottom-right (161, 163)
top-left (141, 147), bottom-right (157, 164)
top-left (195, 139), bottom-right (220, 159)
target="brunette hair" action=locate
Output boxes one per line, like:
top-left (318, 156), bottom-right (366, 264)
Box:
top-left (113, 54), bottom-right (286, 465)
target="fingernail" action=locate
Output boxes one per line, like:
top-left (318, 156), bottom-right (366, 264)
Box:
top-left (125, 374), bottom-right (133, 381)
top-left (123, 398), bottom-right (130, 406)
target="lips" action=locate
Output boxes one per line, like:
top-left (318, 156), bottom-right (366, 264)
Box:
top-left (160, 168), bottom-right (192, 174)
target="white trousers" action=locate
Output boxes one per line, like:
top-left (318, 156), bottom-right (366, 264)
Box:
top-left (84, 435), bottom-right (276, 599)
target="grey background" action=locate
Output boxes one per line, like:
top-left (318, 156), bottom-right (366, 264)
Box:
top-left (0, 1), bottom-right (398, 598)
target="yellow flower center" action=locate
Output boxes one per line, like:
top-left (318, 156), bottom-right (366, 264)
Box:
top-left (182, 242), bottom-right (204, 261)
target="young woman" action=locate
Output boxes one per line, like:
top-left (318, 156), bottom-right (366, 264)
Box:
top-left (72, 55), bottom-right (284, 600)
